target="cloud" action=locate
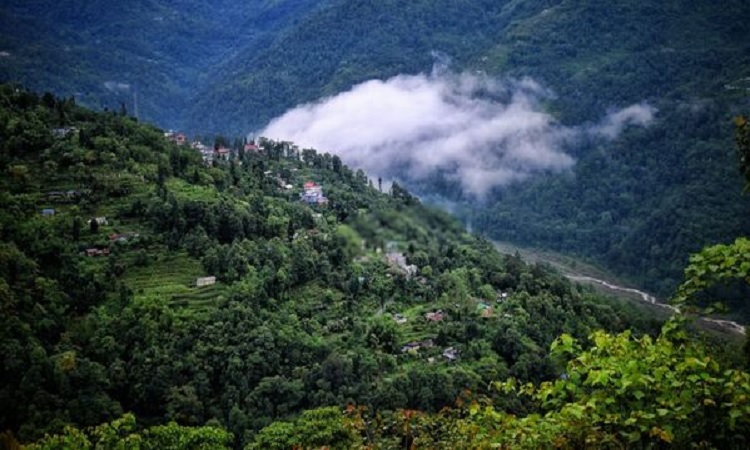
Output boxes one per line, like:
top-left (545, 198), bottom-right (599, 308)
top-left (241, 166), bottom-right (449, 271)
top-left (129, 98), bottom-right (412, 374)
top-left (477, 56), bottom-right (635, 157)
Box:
top-left (103, 81), bottom-right (131, 92)
top-left (260, 71), bottom-right (654, 197)
top-left (590, 103), bottom-right (656, 139)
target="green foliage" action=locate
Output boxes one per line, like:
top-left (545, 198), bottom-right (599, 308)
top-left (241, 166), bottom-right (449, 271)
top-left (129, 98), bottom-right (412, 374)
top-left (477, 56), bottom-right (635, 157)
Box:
top-left (248, 407), bottom-right (355, 450)
top-left (672, 237), bottom-right (750, 309)
top-left (0, 86), bottom-right (663, 447)
top-left (0, 1), bottom-right (325, 130)
top-left (667, 116), bottom-right (750, 370)
top-left (25, 413), bottom-right (233, 450)
top-left (332, 321), bottom-right (750, 448)
top-left (737, 115), bottom-right (750, 189)
top-left (504, 322), bottom-right (750, 448)
top-left (472, 101), bottom-right (750, 298)
top-left (187, 0), bottom-right (750, 302)
top-left (5, 0), bottom-right (750, 305)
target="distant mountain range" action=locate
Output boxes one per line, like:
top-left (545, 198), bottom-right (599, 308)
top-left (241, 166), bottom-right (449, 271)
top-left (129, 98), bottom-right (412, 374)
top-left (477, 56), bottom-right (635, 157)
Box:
top-left (0, 0), bottom-right (325, 129)
top-left (3, 0), bottom-right (750, 296)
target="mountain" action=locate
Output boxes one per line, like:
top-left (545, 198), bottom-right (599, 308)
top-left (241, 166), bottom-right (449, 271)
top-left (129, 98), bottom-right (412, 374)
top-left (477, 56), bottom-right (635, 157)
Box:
top-left (185, 0), bottom-right (750, 298)
top-left (3, 0), bottom-right (750, 297)
top-left (0, 86), bottom-right (668, 447)
top-left (0, 0), bottom-right (325, 129)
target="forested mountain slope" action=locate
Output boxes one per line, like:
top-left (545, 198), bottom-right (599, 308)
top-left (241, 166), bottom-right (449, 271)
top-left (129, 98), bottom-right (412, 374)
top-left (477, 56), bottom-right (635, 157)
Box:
top-left (3, 0), bottom-right (750, 297)
top-left (0, 0), bottom-right (325, 129)
top-left (193, 0), bottom-right (750, 297)
top-left (0, 86), bottom-right (667, 448)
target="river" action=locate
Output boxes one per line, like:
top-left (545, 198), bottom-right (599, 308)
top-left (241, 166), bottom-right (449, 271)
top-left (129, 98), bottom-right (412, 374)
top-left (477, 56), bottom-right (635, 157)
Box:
top-left (566, 275), bottom-right (746, 335)
top-left (492, 241), bottom-right (746, 336)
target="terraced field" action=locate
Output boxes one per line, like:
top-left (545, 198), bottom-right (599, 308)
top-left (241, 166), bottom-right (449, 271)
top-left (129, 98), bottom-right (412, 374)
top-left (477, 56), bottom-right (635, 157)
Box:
top-left (123, 252), bottom-right (225, 312)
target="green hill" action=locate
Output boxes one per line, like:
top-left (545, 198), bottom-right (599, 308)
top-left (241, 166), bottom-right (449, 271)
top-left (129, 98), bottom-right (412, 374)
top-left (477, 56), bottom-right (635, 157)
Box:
top-left (0, 86), bottom-right (672, 447)
top-left (0, 0), bottom-right (325, 129)
top-left (189, 0), bottom-right (750, 297)
top-left (4, 0), bottom-right (750, 298)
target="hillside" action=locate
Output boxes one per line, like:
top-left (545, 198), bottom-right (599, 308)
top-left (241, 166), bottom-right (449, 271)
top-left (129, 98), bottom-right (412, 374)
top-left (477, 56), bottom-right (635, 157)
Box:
top-left (189, 0), bottom-right (750, 297)
top-left (0, 86), bottom-right (675, 448)
top-left (0, 0), bottom-right (324, 129)
top-left (3, 0), bottom-right (750, 298)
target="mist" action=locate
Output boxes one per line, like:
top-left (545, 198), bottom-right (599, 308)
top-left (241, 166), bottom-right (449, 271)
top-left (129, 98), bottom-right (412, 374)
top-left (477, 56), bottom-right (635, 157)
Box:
top-left (260, 71), bottom-right (655, 197)
top-left (591, 103), bottom-right (657, 139)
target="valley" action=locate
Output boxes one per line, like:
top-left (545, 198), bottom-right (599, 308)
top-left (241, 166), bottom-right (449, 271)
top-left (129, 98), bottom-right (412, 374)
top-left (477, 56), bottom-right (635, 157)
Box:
top-left (2, 0), bottom-right (750, 447)
top-left (495, 240), bottom-right (747, 336)
top-left (3, 0), bottom-right (750, 298)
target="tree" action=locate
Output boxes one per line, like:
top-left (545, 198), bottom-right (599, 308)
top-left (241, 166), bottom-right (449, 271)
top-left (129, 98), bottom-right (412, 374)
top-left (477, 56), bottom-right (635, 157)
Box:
top-left (343, 321), bottom-right (750, 449)
top-left (25, 414), bottom-right (233, 449)
top-left (671, 117), bottom-right (750, 365)
top-left (71, 217), bottom-right (82, 241)
top-left (249, 407), bottom-right (355, 450)
top-left (365, 316), bottom-right (400, 353)
top-left (736, 116), bottom-right (750, 189)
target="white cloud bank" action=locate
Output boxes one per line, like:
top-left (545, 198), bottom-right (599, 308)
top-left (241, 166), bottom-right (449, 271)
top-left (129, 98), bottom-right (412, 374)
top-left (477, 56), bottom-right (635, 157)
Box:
top-left (260, 71), bottom-right (655, 197)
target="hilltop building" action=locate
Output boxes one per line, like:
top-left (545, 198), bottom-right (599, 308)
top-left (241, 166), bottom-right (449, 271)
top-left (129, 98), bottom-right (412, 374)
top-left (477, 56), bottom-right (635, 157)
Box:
top-left (165, 131), bottom-right (187, 145)
top-left (300, 181), bottom-right (328, 205)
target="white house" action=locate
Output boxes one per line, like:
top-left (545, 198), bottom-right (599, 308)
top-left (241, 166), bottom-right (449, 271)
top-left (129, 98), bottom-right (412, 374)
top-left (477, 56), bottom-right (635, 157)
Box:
top-left (196, 276), bottom-right (216, 287)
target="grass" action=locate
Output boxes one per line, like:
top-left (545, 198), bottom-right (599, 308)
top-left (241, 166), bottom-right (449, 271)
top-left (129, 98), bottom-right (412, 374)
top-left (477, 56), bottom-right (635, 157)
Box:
top-left (171, 284), bottom-right (227, 310)
top-left (166, 178), bottom-right (218, 202)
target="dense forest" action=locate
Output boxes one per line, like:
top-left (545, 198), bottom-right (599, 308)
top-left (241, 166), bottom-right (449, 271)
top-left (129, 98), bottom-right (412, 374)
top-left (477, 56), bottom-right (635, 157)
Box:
top-left (0, 0), bottom-right (324, 128)
top-left (2, 85), bottom-right (750, 448)
top-left (179, 0), bottom-right (750, 301)
top-left (0, 86), bottom-right (681, 448)
top-left (3, 0), bottom-right (750, 306)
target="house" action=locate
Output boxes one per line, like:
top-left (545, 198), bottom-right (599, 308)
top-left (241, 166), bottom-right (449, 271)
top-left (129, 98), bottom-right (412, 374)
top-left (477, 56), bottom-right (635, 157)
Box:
top-left (443, 347), bottom-right (459, 362)
top-left (47, 190), bottom-right (84, 202)
top-left (196, 276), bottom-right (216, 287)
top-left (215, 147), bottom-right (231, 159)
top-left (244, 141), bottom-right (259, 152)
top-left (401, 342), bottom-right (419, 353)
top-left (425, 310), bottom-right (444, 322)
top-left (496, 292), bottom-right (509, 303)
top-left (41, 208), bottom-right (55, 216)
top-left (400, 339), bottom-right (435, 353)
top-left (195, 143), bottom-right (214, 164)
top-left (300, 181), bottom-right (328, 205)
top-left (109, 232), bottom-right (139, 243)
top-left (52, 127), bottom-right (77, 138)
top-left (46, 191), bottom-right (65, 200)
top-left (85, 248), bottom-right (110, 257)
top-left (89, 217), bottom-right (108, 226)
top-left (165, 132), bottom-right (187, 145)
top-left (385, 252), bottom-right (418, 278)
top-left (393, 313), bottom-right (408, 324)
